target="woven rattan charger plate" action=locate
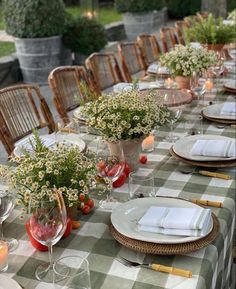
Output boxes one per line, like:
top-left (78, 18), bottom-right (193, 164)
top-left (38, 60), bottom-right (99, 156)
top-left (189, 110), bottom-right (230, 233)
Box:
top-left (109, 213), bottom-right (219, 255)
top-left (169, 146), bottom-right (236, 168)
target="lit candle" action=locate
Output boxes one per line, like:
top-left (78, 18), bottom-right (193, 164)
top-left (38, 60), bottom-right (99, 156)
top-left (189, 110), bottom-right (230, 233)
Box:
top-left (205, 79), bottom-right (213, 91)
top-left (165, 78), bottom-right (173, 89)
top-left (0, 240), bottom-right (8, 272)
top-left (142, 135), bottom-right (154, 152)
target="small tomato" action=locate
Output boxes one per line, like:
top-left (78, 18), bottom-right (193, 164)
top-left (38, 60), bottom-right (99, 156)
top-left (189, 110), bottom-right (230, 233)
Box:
top-left (82, 205), bottom-right (91, 215)
top-left (139, 154), bottom-right (147, 164)
top-left (79, 194), bottom-right (85, 202)
top-left (87, 198), bottom-right (94, 209)
top-left (112, 172), bottom-right (126, 188)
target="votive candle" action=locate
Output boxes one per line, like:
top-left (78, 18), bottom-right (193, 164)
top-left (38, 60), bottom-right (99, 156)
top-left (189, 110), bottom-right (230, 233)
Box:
top-left (142, 135), bottom-right (155, 152)
top-left (0, 240), bottom-right (8, 272)
top-left (205, 79), bottom-right (213, 91)
top-left (165, 77), bottom-right (173, 88)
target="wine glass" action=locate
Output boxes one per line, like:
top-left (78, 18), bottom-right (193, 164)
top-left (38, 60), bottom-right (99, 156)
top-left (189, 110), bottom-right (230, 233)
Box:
top-left (96, 140), bottom-right (125, 211)
top-left (190, 75), bottom-right (205, 108)
top-left (164, 106), bottom-right (182, 142)
top-left (28, 192), bottom-right (67, 282)
top-left (0, 188), bottom-right (19, 252)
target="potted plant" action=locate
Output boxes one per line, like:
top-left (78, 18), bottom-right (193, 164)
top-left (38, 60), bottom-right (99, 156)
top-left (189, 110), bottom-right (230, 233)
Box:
top-left (114, 0), bottom-right (165, 40)
top-left (3, 0), bottom-right (67, 83)
top-left (160, 45), bottom-right (217, 89)
top-left (185, 14), bottom-right (236, 53)
top-left (81, 89), bottom-right (170, 170)
top-left (63, 16), bottom-right (108, 65)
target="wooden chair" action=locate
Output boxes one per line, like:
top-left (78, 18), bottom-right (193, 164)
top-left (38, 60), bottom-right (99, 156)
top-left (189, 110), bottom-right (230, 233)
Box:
top-left (175, 21), bottom-right (189, 45)
top-left (137, 34), bottom-right (162, 65)
top-left (0, 84), bottom-right (55, 156)
top-left (118, 42), bottom-right (147, 83)
top-left (160, 27), bottom-right (179, 53)
top-left (85, 52), bottom-right (125, 93)
top-left (48, 66), bottom-right (96, 124)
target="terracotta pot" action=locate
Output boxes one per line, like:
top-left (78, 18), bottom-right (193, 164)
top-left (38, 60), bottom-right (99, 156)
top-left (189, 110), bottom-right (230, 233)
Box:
top-left (175, 76), bottom-right (191, 90)
top-left (66, 205), bottom-right (79, 221)
top-left (203, 44), bottom-right (224, 52)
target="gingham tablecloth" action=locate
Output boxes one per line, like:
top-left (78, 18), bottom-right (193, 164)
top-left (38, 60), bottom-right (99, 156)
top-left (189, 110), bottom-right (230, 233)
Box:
top-left (2, 62), bottom-right (236, 289)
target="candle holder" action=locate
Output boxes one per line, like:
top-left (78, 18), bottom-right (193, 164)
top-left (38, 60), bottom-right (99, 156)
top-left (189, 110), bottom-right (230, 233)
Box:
top-left (80, 0), bottom-right (99, 19)
top-left (142, 135), bottom-right (155, 152)
top-left (0, 240), bottom-right (8, 272)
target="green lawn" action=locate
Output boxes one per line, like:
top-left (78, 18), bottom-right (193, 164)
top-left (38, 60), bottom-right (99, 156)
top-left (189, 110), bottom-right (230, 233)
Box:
top-left (0, 41), bottom-right (15, 57)
top-left (66, 6), bottom-right (122, 25)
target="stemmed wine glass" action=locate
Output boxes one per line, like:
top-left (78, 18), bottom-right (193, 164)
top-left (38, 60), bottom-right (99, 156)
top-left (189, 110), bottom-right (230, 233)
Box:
top-left (96, 140), bottom-right (125, 211)
top-left (28, 191), bottom-right (67, 282)
top-left (164, 106), bottom-right (183, 142)
top-left (190, 74), bottom-right (205, 108)
top-left (0, 188), bottom-right (19, 252)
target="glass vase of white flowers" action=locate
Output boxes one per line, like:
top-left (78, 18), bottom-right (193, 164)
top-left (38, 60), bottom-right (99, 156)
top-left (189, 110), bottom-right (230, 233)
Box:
top-left (160, 45), bottom-right (217, 89)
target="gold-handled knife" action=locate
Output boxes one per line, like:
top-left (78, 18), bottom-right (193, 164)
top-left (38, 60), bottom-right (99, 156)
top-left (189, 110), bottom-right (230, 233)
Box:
top-left (198, 170), bottom-right (231, 180)
top-left (190, 199), bottom-right (223, 208)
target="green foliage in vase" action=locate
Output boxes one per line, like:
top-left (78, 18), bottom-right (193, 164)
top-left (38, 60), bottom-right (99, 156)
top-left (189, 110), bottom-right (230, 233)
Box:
top-left (185, 14), bottom-right (236, 44)
top-left (3, 0), bottom-right (66, 38)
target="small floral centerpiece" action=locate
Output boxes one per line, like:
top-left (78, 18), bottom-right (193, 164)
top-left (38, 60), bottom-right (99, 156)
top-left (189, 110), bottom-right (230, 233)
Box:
top-left (81, 89), bottom-right (170, 142)
top-left (81, 89), bottom-right (170, 170)
top-left (160, 45), bottom-right (216, 89)
top-left (160, 45), bottom-right (217, 77)
top-left (1, 134), bottom-right (108, 217)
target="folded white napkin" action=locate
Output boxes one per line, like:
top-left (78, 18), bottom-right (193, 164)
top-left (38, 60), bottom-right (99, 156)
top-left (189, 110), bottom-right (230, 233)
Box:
top-left (190, 139), bottom-right (236, 158)
top-left (113, 82), bottom-right (160, 93)
top-left (147, 63), bottom-right (170, 74)
top-left (138, 206), bottom-right (211, 237)
top-left (220, 102), bottom-right (236, 116)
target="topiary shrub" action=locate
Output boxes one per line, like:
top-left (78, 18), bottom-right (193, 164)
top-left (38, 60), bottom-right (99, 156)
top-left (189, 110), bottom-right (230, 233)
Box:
top-left (3, 0), bottom-right (66, 38)
top-left (166, 0), bottom-right (201, 19)
top-left (115, 0), bottom-right (165, 13)
top-left (63, 16), bottom-right (108, 56)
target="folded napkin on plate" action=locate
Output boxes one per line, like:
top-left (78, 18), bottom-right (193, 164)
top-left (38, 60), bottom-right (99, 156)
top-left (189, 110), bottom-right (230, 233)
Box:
top-left (190, 139), bottom-right (236, 158)
top-left (113, 82), bottom-right (160, 93)
top-left (220, 102), bottom-right (236, 116)
top-left (147, 63), bottom-right (170, 74)
top-left (138, 206), bottom-right (211, 237)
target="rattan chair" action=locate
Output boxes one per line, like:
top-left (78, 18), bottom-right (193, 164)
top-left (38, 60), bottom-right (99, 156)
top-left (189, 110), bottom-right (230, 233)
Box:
top-left (0, 84), bottom-right (55, 156)
top-left (85, 52), bottom-right (125, 94)
top-left (137, 34), bottom-right (162, 65)
top-left (160, 27), bottom-right (179, 53)
top-left (118, 42), bottom-right (147, 82)
top-left (48, 66), bottom-right (96, 124)
top-left (175, 21), bottom-right (189, 46)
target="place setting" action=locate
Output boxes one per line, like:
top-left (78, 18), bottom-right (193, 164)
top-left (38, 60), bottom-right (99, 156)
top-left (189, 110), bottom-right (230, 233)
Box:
top-left (170, 134), bottom-right (236, 168)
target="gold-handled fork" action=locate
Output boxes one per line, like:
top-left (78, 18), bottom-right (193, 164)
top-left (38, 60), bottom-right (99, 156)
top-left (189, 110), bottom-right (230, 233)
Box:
top-left (116, 256), bottom-right (192, 278)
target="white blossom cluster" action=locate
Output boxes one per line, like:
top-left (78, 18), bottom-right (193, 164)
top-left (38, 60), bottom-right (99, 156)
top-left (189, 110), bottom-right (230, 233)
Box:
top-left (4, 144), bottom-right (108, 212)
top-left (160, 45), bottom-right (217, 77)
top-left (81, 89), bottom-right (170, 142)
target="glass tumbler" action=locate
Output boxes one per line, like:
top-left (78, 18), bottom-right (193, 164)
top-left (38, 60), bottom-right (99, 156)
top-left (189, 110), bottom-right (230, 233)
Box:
top-left (128, 170), bottom-right (155, 199)
top-left (53, 255), bottom-right (91, 289)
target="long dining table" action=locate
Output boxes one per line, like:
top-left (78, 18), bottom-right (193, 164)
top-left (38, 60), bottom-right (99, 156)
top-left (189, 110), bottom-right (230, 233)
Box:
top-left (1, 59), bottom-right (236, 289)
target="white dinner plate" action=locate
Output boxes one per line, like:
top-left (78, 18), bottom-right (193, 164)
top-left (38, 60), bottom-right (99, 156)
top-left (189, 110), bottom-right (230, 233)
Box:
top-left (14, 133), bottom-right (86, 157)
top-left (111, 197), bottom-right (213, 244)
top-left (202, 103), bottom-right (236, 120)
top-left (0, 275), bottom-right (22, 289)
top-left (173, 135), bottom-right (236, 161)
top-left (224, 81), bottom-right (236, 91)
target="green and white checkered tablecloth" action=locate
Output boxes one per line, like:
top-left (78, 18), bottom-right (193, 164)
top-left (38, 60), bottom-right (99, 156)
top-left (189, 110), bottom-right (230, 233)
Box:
top-left (2, 62), bottom-right (236, 289)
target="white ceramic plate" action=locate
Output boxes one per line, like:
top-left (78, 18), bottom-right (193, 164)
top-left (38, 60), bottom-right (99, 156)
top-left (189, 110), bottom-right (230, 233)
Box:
top-left (173, 134), bottom-right (236, 161)
top-left (14, 133), bottom-right (86, 157)
top-left (73, 106), bottom-right (86, 121)
top-left (0, 275), bottom-right (22, 289)
top-left (224, 81), bottom-right (236, 90)
top-left (111, 197), bottom-right (213, 244)
top-left (202, 103), bottom-right (236, 120)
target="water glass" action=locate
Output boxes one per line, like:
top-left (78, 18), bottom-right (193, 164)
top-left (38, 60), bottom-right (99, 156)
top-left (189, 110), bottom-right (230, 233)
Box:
top-left (53, 255), bottom-right (91, 289)
top-left (129, 170), bottom-right (155, 199)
